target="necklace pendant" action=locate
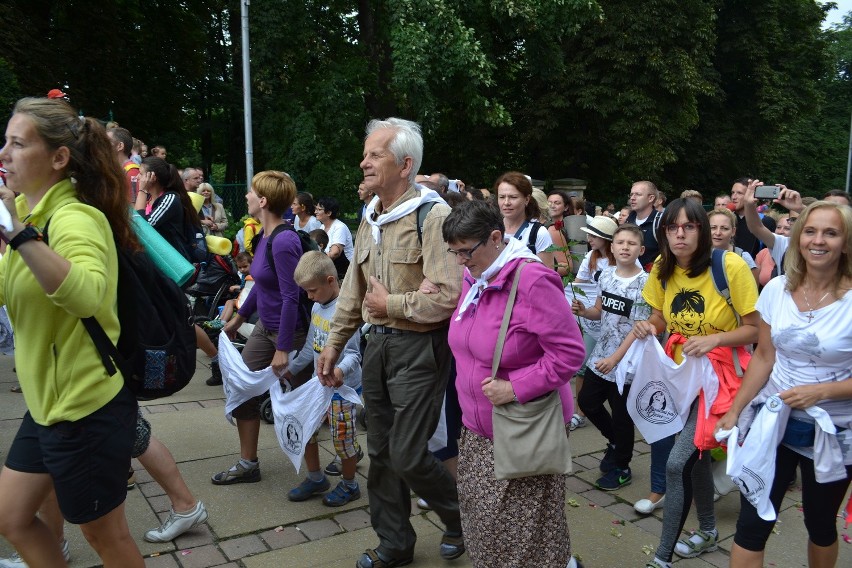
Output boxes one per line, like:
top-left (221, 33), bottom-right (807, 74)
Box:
top-left (807, 310), bottom-right (815, 323)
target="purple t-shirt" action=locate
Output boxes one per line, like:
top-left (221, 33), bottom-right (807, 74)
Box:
top-left (238, 228), bottom-right (301, 351)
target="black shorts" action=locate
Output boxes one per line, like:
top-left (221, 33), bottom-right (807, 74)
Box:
top-left (5, 386), bottom-right (138, 524)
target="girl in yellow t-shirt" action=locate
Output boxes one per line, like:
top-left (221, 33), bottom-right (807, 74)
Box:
top-left (632, 198), bottom-right (759, 568)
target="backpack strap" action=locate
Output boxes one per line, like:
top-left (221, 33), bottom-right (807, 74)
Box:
top-left (527, 222), bottom-right (542, 254)
top-left (265, 224), bottom-right (289, 277)
top-left (710, 249), bottom-right (738, 321)
top-left (43, 215), bottom-right (130, 380)
top-left (710, 248), bottom-right (746, 376)
top-left (416, 201), bottom-right (437, 244)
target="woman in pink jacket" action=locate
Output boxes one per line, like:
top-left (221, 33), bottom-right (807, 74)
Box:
top-left (444, 200), bottom-right (586, 568)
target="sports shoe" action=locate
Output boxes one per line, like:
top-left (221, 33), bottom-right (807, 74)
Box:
top-left (599, 443), bottom-right (617, 473)
top-left (595, 467), bottom-right (632, 491)
top-left (211, 461), bottom-right (261, 485)
top-left (206, 361), bottom-right (222, 386)
top-left (0, 539), bottom-right (70, 567)
top-left (322, 481), bottom-right (361, 507)
top-left (323, 445), bottom-right (365, 476)
top-left (127, 468), bottom-right (137, 490)
top-left (644, 558), bottom-right (671, 568)
top-left (674, 528), bottom-right (718, 558)
top-left (439, 531), bottom-right (465, 560)
top-left (287, 476), bottom-right (331, 501)
top-left (569, 414), bottom-right (586, 431)
top-left (144, 501), bottom-right (209, 542)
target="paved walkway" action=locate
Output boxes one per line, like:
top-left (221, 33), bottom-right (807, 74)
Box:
top-left (1, 354), bottom-right (850, 567)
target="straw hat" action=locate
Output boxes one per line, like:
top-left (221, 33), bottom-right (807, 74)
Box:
top-left (580, 216), bottom-right (618, 240)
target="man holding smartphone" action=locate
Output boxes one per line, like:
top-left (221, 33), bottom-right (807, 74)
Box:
top-left (730, 177), bottom-right (776, 257)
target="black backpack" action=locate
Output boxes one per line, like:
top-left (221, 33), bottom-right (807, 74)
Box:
top-left (512, 219), bottom-right (542, 254)
top-left (45, 218), bottom-right (197, 399)
top-left (263, 224), bottom-right (320, 330)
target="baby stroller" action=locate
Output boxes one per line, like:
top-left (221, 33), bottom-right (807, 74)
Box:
top-left (185, 254), bottom-right (242, 319)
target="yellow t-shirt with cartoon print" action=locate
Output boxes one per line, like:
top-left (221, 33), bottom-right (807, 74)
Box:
top-left (642, 252), bottom-right (758, 363)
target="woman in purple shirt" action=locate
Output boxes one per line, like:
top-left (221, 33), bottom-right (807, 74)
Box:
top-left (212, 171), bottom-right (302, 485)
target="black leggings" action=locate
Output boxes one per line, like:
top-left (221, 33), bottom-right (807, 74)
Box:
top-left (734, 444), bottom-right (852, 551)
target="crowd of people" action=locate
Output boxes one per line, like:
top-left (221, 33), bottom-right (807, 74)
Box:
top-left (0, 92), bottom-right (850, 568)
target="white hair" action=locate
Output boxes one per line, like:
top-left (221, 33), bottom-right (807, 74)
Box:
top-left (365, 118), bottom-right (423, 184)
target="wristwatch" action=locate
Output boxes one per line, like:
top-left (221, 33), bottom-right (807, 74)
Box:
top-left (9, 226), bottom-right (43, 250)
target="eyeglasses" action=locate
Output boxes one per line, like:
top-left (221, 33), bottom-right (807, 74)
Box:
top-left (447, 239), bottom-right (487, 260)
top-left (664, 222), bottom-right (700, 235)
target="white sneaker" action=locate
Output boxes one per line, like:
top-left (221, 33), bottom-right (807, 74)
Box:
top-left (144, 501), bottom-right (209, 542)
top-left (0, 539), bottom-right (70, 567)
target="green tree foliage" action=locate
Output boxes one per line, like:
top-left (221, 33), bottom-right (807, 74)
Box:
top-left (664, 0), bottom-right (829, 195)
top-left (760, 9), bottom-right (852, 195)
top-left (0, 0), bottom-right (839, 210)
top-left (0, 58), bottom-right (21, 115)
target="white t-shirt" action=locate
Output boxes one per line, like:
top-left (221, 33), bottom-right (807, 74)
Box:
top-left (770, 234), bottom-right (790, 269)
top-left (295, 215), bottom-right (322, 233)
top-left (571, 254), bottom-right (612, 338)
top-left (738, 249), bottom-right (757, 270)
top-left (588, 267), bottom-right (651, 382)
top-left (505, 220), bottom-right (553, 254)
top-left (757, 276), bottom-right (852, 463)
top-left (326, 219), bottom-right (354, 261)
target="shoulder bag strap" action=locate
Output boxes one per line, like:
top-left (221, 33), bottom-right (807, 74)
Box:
top-left (491, 260), bottom-right (531, 378)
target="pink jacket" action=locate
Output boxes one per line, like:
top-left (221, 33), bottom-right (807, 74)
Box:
top-left (448, 258), bottom-right (586, 440)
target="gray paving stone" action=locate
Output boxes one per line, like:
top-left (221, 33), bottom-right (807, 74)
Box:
top-left (174, 523), bottom-right (215, 549)
top-left (296, 519), bottom-right (343, 540)
top-left (174, 402), bottom-right (203, 412)
top-left (173, 544), bottom-right (227, 568)
top-left (144, 553), bottom-right (179, 568)
top-left (633, 515), bottom-right (663, 537)
top-left (335, 509), bottom-right (372, 532)
top-left (573, 454), bottom-right (601, 471)
top-left (219, 535), bottom-right (267, 560)
top-left (139, 481), bottom-right (167, 497)
top-left (260, 527), bottom-right (309, 549)
top-left (148, 495), bottom-right (173, 513)
top-left (147, 404), bottom-right (177, 413)
top-left (583, 488), bottom-right (618, 507)
top-left (565, 474), bottom-right (594, 494)
top-left (605, 501), bottom-right (643, 522)
top-left (199, 399), bottom-right (226, 408)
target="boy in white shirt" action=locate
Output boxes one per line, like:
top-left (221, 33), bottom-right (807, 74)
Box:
top-left (572, 224), bottom-right (650, 491)
top-left (284, 252), bottom-right (363, 506)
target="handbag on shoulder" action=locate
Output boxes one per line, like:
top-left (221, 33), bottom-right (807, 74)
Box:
top-left (491, 260), bottom-right (573, 480)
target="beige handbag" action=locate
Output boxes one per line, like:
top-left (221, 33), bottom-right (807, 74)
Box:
top-left (491, 261), bottom-right (573, 480)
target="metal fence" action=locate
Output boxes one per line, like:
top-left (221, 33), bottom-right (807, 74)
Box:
top-left (213, 183), bottom-right (249, 224)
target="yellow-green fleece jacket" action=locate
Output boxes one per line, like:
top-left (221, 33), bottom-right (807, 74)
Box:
top-left (0, 179), bottom-right (123, 425)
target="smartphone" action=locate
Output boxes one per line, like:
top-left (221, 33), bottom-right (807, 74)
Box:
top-left (754, 185), bottom-right (780, 200)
